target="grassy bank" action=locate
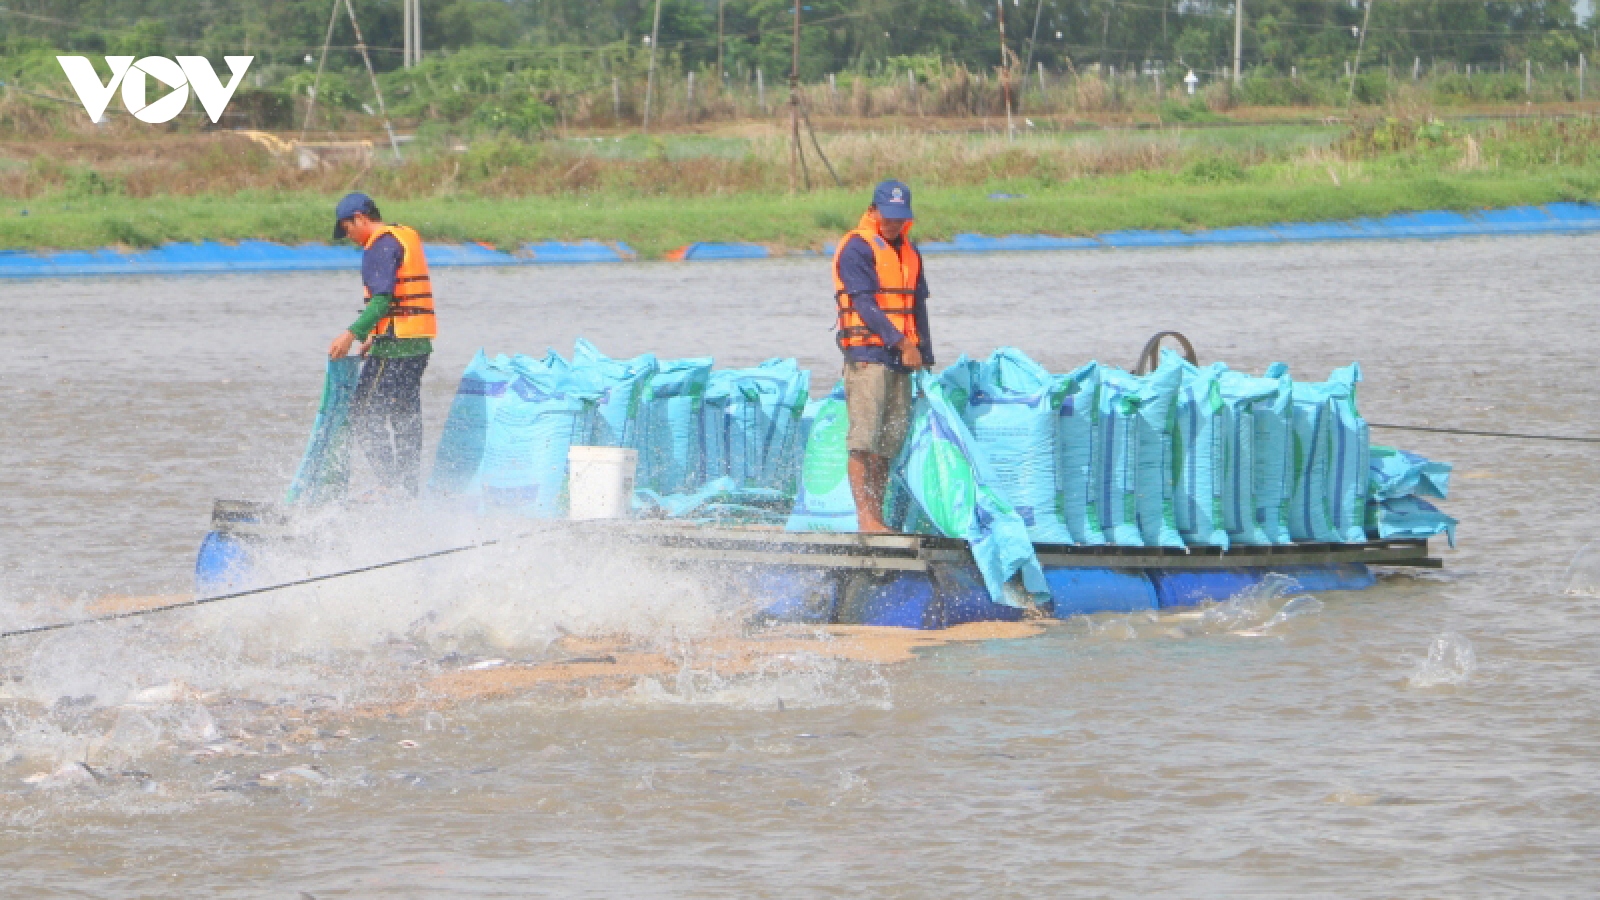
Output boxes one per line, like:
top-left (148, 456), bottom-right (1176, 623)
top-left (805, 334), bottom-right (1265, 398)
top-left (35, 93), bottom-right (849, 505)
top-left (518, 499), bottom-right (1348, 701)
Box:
top-left (4, 172), bottom-right (1598, 259)
top-left (3, 119), bottom-right (1600, 257)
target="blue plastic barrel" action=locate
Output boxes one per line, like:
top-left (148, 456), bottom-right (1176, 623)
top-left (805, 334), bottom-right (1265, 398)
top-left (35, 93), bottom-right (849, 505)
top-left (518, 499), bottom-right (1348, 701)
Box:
top-left (1150, 564), bottom-right (1374, 608)
top-left (1265, 563), bottom-right (1374, 593)
top-left (750, 567), bottom-right (839, 624)
top-left (194, 531), bottom-right (255, 597)
top-left (1043, 568), bottom-right (1159, 616)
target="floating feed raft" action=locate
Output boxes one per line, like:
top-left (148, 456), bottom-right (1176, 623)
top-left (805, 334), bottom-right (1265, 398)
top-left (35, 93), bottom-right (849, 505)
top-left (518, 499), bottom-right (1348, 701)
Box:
top-left (199, 502), bottom-right (1438, 631)
top-left (197, 333), bottom-right (1457, 630)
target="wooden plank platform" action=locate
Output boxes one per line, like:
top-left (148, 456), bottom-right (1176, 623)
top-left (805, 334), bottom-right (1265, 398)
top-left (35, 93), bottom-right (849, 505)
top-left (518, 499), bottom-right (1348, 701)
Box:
top-left (212, 500), bottom-right (1441, 573)
top-left (570, 521), bottom-right (1440, 572)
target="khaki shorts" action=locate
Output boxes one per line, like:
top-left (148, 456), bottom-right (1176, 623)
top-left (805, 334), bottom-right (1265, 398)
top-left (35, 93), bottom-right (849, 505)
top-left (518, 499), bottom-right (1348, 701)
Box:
top-left (844, 361), bottom-right (912, 456)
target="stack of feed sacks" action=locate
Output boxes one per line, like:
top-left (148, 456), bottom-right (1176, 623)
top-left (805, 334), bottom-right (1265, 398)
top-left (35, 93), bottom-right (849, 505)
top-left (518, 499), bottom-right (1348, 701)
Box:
top-left (859, 347), bottom-right (1415, 550)
top-left (431, 340), bottom-right (812, 517)
top-left (429, 349), bottom-right (600, 517)
top-left (701, 358), bottom-right (811, 493)
top-left (1366, 445), bottom-right (1456, 545)
top-left (423, 340), bottom-right (1454, 549)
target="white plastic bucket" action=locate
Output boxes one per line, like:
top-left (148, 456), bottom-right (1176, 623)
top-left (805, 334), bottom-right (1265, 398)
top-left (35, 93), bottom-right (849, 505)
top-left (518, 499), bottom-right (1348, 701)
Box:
top-left (567, 446), bottom-right (638, 520)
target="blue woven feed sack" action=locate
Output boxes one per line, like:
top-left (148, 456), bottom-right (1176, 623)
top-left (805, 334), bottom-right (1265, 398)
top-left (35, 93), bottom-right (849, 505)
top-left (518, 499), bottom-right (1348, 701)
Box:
top-left (479, 358), bottom-right (599, 517)
top-left (767, 373), bottom-right (814, 498)
top-left (785, 383), bottom-right (858, 532)
top-left (1369, 445), bottom-right (1452, 500)
top-left (1100, 359), bottom-right (1185, 547)
top-left (637, 356), bottom-right (714, 494)
top-left (754, 359), bottom-right (812, 490)
top-left (1055, 362), bottom-right (1106, 545)
top-left (1279, 365), bottom-right (1348, 543)
top-left (635, 475), bottom-right (791, 523)
top-left (429, 350), bottom-right (516, 496)
top-left (701, 371), bottom-right (736, 483)
top-left (891, 372), bottom-right (1047, 605)
top-left (702, 359), bottom-right (811, 491)
top-left (1095, 370), bottom-right (1144, 546)
top-left (1326, 363), bottom-right (1370, 543)
top-left (570, 338), bottom-right (658, 448)
top-left (960, 348), bottom-right (1074, 543)
top-left (933, 355), bottom-right (981, 417)
top-left (1172, 361), bottom-right (1232, 549)
top-left (878, 356), bottom-right (979, 538)
top-left (1367, 496), bottom-right (1457, 547)
top-left (537, 348), bottom-right (571, 373)
top-left (1214, 369), bottom-right (1288, 545)
top-left (1238, 366), bottom-right (1296, 544)
top-left (286, 357), bottom-right (362, 506)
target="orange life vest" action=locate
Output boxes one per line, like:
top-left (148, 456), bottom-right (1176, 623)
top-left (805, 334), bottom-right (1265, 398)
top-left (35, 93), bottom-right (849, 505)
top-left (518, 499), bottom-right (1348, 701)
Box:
top-left (362, 224), bottom-right (437, 341)
top-left (832, 210), bottom-right (921, 351)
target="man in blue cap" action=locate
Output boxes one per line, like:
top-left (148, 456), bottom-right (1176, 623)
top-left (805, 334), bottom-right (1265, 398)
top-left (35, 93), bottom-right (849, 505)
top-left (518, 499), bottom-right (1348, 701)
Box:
top-left (830, 179), bottom-right (934, 533)
top-left (327, 192), bottom-right (437, 496)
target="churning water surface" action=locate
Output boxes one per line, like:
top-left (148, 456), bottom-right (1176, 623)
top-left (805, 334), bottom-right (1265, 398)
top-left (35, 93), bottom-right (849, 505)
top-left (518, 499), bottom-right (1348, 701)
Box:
top-left (2, 236), bottom-right (1599, 897)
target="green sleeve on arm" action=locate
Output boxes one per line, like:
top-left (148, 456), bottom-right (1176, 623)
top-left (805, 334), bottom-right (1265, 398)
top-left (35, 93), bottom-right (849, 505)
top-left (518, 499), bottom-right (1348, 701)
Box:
top-left (348, 293), bottom-right (392, 340)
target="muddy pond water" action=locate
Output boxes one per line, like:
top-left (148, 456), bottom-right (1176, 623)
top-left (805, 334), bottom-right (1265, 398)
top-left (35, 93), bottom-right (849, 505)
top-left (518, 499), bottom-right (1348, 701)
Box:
top-left (2, 236), bottom-right (1599, 897)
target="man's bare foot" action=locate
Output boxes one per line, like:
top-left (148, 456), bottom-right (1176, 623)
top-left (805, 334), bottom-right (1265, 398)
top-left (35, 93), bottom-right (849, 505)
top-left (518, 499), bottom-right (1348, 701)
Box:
top-left (857, 520), bottom-right (895, 534)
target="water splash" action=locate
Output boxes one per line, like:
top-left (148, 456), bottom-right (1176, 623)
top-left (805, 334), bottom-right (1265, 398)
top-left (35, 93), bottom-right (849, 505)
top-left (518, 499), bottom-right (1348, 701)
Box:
top-left (1230, 594), bottom-right (1327, 637)
top-left (1562, 541), bottom-right (1600, 596)
top-left (1159, 574), bottom-right (1326, 637)
top-left (0, 509), bottom-right (883, 784)
top-left (1407, 631), bottom-right (1476, 688)
top-left (1201, 573), bottom-right (1302, 631)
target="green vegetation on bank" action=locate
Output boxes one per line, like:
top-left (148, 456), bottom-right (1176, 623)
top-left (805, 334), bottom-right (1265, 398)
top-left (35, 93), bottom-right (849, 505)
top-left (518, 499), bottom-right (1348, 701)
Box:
top-left (5, 117), bottom-right (1600, 256)
top-left (3, 170), bottom-right (1597, 259)
top-left (1, 1), bottom-right (1595, 138)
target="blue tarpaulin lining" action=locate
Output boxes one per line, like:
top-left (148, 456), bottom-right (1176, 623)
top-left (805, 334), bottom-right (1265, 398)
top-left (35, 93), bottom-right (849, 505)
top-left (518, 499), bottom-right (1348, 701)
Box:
top-left (0, 239), bottom-right (633, 277)
top-left (680, 242), bottom-right (772, 260)
top-left (7, 204), bottom-right (1600, 277)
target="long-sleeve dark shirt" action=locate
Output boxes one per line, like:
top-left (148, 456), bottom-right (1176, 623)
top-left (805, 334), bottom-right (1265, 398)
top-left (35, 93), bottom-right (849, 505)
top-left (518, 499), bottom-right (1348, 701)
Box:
top-left (835, 234), bottom-right (934, 373)
top-left (348, 232), bottom-right (432, 359)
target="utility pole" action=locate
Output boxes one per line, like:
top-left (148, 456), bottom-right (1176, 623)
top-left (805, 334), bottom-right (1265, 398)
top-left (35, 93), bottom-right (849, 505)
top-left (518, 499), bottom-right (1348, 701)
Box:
top-left (1233, 0), bottom-right (1243, 85)
top-left (1345, 0), bottom-right (1373, 110)
top-left (412, 0), bottom-right (422, 66)
top-left (997, 0), bottom-right (1014, 141)
top-left (300, 0), bottom-right (342, 141)
top-left (643, 0), bottom-right (663, 132)
top-left (1022, 0), bottom-right (1046, 75)
top-left (342, 0), bottom-right (401, 159)
top-left (789, 0), bottom-right (809, 192)
top-left (717, 0), bottom-right (725, 79)
top-left (403, 0), bottom-right (412, 68)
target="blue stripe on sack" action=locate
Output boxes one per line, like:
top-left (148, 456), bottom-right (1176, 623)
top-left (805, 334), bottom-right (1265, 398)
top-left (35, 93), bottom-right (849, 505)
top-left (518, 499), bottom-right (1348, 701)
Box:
top-left (970, 391), bottom-right (1045, 409)
top-left (1100, 409), bottom-right (1117, 519)
top-left (1303, 408), bottom-right (1325, 538)
top-left (1231, 410), bottom-right (1246, 531)
top-left (1184, 386), bottom-right (1198, 530)
top-left (1332, 412), bottom-right (1348, 530)
top-left (457, 378), bottom-right (510, 397)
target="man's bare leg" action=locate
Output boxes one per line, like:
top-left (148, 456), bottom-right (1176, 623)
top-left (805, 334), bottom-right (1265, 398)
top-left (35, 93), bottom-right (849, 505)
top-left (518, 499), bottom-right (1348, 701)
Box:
top-left (848, 449), bottom-right (893, 533)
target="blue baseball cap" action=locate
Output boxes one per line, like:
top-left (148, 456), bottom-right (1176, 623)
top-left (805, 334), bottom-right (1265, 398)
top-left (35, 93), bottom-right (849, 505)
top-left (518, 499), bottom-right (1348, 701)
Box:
top-left (872, 180), bottom-right (914, 220)
top-left (332, 192), bottom-right (380, 239)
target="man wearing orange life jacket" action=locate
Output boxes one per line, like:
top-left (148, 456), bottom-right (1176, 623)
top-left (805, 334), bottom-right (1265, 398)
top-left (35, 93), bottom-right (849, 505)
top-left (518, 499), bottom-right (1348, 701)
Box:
top-left (832, 179), bottom-right (934, 533)
top-left (326, 192), bottom-right (436, 497)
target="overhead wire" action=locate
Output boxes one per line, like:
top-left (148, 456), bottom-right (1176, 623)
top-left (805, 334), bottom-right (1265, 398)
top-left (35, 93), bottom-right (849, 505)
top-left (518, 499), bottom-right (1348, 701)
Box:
top-left (1369, 424), bottom-right (1600, 443)
top-left (0, 531), bottom-right (533, 641)
top-left (1, 0), bottom-right (1584, 77)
